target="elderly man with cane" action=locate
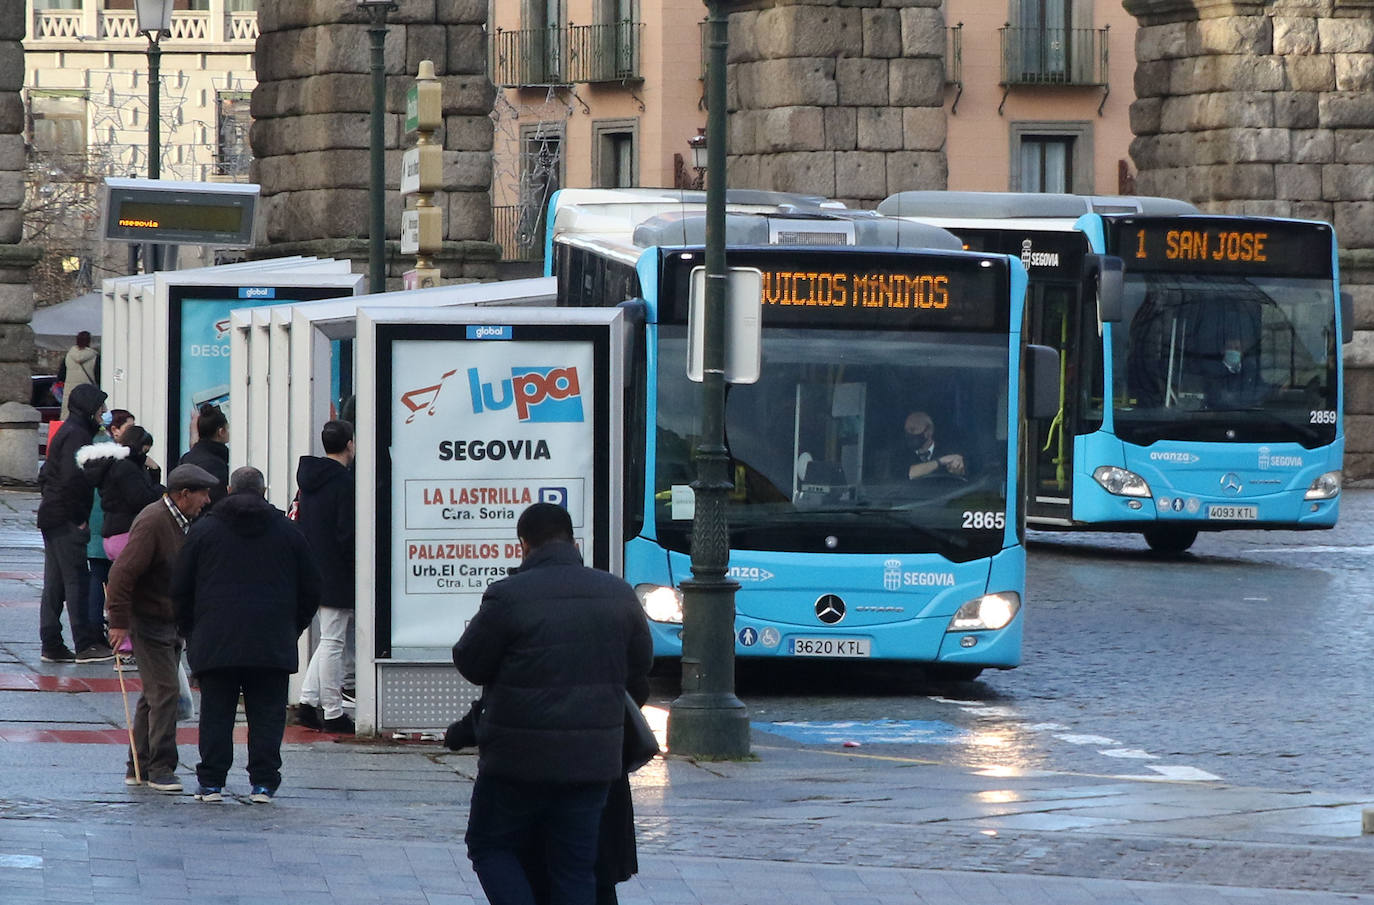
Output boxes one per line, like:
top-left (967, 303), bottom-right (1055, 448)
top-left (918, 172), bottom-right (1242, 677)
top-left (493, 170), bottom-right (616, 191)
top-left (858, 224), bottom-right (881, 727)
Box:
top-left (107, 463), bottom-right (218, 793)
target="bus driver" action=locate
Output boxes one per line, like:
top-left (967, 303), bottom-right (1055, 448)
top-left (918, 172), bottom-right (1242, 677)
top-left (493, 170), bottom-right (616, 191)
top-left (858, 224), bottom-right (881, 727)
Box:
top-left (898, 411), bottom-right (966, 480)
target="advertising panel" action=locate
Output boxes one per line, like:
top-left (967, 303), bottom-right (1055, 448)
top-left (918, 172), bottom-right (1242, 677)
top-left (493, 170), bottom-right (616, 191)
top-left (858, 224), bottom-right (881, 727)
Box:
top-left (383, 330), bottom-right (602, 653)
top-left (165, 279), bottom-right (360, 460)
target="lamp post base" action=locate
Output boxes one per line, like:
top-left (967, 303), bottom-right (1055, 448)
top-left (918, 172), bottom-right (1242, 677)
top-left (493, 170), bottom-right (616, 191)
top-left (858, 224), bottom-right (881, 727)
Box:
top-left (666, 690), bottom-right (750, 760)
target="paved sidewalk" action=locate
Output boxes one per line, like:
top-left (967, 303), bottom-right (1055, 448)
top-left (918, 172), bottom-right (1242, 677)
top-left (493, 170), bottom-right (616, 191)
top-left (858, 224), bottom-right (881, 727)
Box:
top-left (1, 487), bottom-right (1372, 904)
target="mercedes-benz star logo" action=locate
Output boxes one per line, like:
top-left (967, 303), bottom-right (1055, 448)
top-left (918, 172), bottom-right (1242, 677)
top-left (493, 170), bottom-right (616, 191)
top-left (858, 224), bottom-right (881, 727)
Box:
top-left (1220, 472), bottom-right (1243, 495)
top-left (815, 594), bottom-right (846, 625)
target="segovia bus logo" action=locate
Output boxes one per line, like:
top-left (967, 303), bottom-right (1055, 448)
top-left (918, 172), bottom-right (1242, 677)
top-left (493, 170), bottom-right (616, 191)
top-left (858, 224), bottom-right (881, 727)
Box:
top-left (468, 366), bottom-right (584, 423)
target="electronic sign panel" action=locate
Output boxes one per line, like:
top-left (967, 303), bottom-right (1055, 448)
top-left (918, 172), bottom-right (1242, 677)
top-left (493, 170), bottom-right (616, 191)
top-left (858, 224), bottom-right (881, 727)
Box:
top-left (102, 177), bottom-right (259, 248)
top-left (1108, 217), bottom-right (1334, 278)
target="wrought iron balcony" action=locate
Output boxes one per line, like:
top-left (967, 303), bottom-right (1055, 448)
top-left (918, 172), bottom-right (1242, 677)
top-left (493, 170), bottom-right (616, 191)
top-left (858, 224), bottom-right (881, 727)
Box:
top-left (492, 206), bottom-right (542, 262)
top-left (946, 23), bottom-right (963, 114)
top-left (491, 21), bottom-right (644, 88)
top-left (999, 25), bottom-right (1108, 88)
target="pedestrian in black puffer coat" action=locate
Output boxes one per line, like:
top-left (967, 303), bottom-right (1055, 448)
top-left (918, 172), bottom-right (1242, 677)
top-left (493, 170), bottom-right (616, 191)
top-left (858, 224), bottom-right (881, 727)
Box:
top-left (79, 426), bottom-right (164, 558)
top-left (172, 466), bottom-right (320, 800)
top-left (453, 503), bottom-right (652, 905)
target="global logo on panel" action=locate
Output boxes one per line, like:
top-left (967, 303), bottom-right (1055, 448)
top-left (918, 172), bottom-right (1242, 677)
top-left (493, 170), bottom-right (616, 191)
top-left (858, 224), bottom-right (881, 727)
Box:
top-left (399, 366), bottom-right (586, 424)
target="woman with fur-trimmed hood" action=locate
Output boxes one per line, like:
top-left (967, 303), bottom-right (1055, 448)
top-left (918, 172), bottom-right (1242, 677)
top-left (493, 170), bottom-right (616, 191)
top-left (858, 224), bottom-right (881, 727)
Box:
top-left (79, 425), bottom-right (164, 560)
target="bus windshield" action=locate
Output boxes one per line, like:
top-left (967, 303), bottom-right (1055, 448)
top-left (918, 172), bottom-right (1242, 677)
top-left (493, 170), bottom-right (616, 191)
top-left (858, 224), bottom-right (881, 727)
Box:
top-left (1112, 273), bottom-right (1338, 447)
top-left (654, 327), bottom-right (1010, 562)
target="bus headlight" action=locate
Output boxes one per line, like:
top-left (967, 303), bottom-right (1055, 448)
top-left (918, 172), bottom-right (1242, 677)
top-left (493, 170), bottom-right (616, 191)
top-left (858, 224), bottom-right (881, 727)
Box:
top-left (1305, 471), bottom-right (1341, 500)
top-left (948, 592), bottom-right (1020, 632)
top-left (1092, 465), bottom-right (1151, 498)
top-left (635, 584), bottom-right (684, 624)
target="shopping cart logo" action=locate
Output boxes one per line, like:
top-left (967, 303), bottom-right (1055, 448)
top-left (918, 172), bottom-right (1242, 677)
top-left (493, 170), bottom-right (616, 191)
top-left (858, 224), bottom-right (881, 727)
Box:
top-left (399, 368), bottom-right (459, 425)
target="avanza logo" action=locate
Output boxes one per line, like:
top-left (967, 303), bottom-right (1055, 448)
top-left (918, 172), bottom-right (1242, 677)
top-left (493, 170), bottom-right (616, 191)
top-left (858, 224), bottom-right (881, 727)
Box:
top-left (468, 366), bottom-right (584, 423)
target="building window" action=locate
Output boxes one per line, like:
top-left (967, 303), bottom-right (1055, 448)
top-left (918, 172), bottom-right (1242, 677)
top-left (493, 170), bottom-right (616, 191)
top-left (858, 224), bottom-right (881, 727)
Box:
top-left (1009, 121), bottom-right (1092, 193)
top-left (215, 91), bottom-right (252, 180)
top-left (1020, 136), bottom-right (1072, 192)
top-left (27, 91), bottom-right (88, 161)
top-left (524, 0), bottom-right (565, 83)
top-left (1017, 0), bottom-right (1072, 82)
top-left (593, 119), bottom-right (637, 188)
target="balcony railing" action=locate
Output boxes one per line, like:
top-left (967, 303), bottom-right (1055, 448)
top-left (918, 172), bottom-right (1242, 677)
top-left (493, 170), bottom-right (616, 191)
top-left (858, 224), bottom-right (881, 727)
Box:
top-left (946, 23), bottom-right (963, 114)
top-left (999, 25), bottom-right (1108, 87)
top-left (491, 21), bottom-right (643, 88)
top-left (30, 8), bottom-right (256, 43)
top-left (492, 206), bottom-right (542, 262)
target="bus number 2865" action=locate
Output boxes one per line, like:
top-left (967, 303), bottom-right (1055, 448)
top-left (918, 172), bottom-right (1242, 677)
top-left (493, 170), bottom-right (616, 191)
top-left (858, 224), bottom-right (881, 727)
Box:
top-left (962, 511), bottom-right (1006, 529)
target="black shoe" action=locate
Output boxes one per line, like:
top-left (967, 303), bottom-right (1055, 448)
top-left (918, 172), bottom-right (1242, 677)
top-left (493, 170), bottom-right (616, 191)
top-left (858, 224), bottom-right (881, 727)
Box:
top-left (294, 703), bottom-right (324, 730)
top-left (340, 686), bottom-right (356, 705)
top-left (41, 646), bottom-right (76, 663)
top-left (322, 713), bottom-right (355, 734)
top-left (75, 644), bottom-right (115, 664)
top-left (146, 773), bottom-right (183, 793)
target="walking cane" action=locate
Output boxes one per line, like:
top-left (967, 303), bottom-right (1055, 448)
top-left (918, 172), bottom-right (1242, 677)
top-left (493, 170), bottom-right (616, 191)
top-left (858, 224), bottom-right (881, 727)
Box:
top-left (105, 581), bottom-right (141, 783)
top-left (115, 649), bottom-right (141, 784)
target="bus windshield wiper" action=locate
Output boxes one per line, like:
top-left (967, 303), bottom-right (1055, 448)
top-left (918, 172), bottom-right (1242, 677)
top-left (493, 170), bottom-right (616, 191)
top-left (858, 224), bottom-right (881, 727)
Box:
top-left (803, 506), bottom-right (973, 552)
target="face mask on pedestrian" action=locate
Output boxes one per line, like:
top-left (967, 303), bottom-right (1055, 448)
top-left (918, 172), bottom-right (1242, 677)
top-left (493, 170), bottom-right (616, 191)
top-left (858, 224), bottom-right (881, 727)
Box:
top-left (100, 411), bottom-right (113, 428)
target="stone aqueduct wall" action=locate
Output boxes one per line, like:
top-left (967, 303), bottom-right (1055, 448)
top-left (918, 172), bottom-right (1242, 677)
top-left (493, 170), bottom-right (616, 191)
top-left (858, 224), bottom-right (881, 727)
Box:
top-left (1125, 0), bottom-right (1374, 478)
top-left (0, 6), bottom-right (36, 408)
top-left (724, 0), bottom-right (947, 207)
top-left (250, 0), bottom-right (498, 283)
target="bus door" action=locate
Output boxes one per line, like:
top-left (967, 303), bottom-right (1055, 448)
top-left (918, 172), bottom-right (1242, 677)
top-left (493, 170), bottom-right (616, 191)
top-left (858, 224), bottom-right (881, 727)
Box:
top-left (1025, 280), bottom-right (1077, 521)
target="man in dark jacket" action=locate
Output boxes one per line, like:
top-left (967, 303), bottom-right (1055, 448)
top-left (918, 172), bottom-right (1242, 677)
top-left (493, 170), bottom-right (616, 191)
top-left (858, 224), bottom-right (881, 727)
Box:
top-left (295, 420), bottom-right (356, 734)
top-left (178, 404), bottom-right (230, 507)
top-left (453, 503), bottom-right (652, 905)
top-left (37, 381), bottom-right (111, 663)
top-left (173, 466), bottom-right (320, 804)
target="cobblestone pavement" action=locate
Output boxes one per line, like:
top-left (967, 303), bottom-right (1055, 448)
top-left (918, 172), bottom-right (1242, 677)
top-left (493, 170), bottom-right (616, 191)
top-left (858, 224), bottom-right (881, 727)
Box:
top-left (2, 487), bottom-right (1373, 903)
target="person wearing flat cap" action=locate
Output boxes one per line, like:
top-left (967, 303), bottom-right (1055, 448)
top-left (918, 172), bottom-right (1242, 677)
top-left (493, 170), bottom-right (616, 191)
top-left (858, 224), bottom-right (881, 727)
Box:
top-left (106, 463), bottom-right (219, 794)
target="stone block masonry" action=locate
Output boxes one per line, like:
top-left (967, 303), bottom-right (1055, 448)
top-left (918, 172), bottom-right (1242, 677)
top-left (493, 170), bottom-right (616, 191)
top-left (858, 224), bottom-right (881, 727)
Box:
top-left (1125, 0), bottom-right (1374, 480)
top-left (251, 1), bottom-right (498, 286)
top-left (0, 7), bottom-right (38, 419)
top-left (725, 0), bottom-right (947, 207)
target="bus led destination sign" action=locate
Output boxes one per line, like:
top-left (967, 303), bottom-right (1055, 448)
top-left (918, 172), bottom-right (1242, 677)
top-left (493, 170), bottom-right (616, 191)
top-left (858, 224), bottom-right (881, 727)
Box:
top-left (762, 270), bottom-right (950, 310)
top-left (1113, 217), bottom-right (1332, 278)
top-left (666, 250), bottom-right (1009, 330)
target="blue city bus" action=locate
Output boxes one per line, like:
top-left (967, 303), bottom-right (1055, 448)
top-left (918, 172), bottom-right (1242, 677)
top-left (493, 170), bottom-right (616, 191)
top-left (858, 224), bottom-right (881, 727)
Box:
top-left (546, 189), bottom-right (1053, 677)
top-left (880, 192), bottom-right (1352, 553)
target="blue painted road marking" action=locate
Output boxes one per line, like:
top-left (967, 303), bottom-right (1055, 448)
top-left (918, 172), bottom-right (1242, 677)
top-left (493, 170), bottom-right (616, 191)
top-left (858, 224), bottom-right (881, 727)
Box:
top-left (755, 719), bottom-right (972, 746)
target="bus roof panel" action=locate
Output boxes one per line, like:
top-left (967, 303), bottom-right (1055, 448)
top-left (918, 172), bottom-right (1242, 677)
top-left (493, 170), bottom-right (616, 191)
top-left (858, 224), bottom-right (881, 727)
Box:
top-left (878, 191), bottom-right (1198, 220)
top-left (630, 212), bottom-right (963, 251)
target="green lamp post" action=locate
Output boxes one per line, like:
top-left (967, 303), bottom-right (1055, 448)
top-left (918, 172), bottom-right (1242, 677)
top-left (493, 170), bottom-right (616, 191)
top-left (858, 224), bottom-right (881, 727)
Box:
top-left (666, 0), bottom-right (751, 760)
top-left (134, 0), bottom-right (173, 273)
top-left (357, 0), bottom-right (398, 294)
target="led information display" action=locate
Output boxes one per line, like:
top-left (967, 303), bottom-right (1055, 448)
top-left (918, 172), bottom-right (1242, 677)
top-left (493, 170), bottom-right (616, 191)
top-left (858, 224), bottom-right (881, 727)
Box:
top-left (665, 249), bottom-right (1009, 331)
top-left (102, 177), bottom-right (258, 248)
top-left (1109, 217), bottom-right (1333, 278)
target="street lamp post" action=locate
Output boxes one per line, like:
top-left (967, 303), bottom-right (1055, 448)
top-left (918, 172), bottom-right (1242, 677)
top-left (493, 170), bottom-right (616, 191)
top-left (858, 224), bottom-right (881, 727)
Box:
top-left (134, 0), bottom-right (172, 273)
top-left (666, 0), bottom-right (750, 760)
top-left (358, 0), bottom-right (398, 294)
top-left (687, 128), bottom-right (708, 190)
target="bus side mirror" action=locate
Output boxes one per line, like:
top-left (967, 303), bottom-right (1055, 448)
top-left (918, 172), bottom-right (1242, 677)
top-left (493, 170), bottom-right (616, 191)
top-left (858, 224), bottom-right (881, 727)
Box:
top-left (1092, 255), bottom-right (1124, 324)
top-left (1026, 344), bottom-right (1060, 420)
top-left (1341, 289), bottom-right (1354, 344)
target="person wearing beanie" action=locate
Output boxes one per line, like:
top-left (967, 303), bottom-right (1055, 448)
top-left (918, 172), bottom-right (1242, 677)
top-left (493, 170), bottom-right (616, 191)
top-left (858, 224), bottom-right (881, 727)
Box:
top-left (37, 382), bottom-right (111, 663)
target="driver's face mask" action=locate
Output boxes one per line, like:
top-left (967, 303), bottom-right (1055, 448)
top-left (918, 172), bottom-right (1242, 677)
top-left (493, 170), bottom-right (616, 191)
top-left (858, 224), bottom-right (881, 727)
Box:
top-left (905, 427), bottom-right (932, 452)
top-left (1223, 349), bottom-right (1242, 373)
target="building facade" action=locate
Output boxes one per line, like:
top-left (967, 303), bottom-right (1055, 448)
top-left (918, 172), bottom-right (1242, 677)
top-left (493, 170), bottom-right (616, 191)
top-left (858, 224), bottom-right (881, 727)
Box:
top-left (487, 0), bottom-right (1142, 264)
top-left (23, 0), bottom-right (258, 295)
top-left (944, 0), bottom-right (1138, 195)
top-left (487, 0), bottom-right (707, 262)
